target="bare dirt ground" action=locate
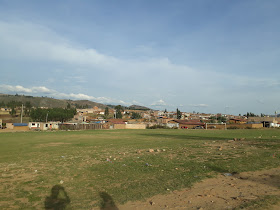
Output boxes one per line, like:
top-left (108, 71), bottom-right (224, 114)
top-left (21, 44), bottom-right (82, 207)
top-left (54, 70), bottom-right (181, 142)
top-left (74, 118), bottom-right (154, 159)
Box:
top-left (118, 167), bottom-right (280, 210)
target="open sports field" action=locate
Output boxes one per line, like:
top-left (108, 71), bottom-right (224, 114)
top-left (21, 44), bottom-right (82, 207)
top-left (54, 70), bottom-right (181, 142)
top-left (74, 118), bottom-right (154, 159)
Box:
top-left (1, 129), bottom-right (280, 209)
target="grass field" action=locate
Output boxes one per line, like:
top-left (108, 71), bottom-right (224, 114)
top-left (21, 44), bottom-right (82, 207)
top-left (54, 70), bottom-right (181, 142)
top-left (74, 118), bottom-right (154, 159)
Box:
top-left (0, 129), bottom-right (280, 209)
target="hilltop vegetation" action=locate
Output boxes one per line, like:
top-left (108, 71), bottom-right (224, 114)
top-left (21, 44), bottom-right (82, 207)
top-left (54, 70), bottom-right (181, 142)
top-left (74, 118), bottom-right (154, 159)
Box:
top-left (0, 94), bottom-right (152, 111)
top-left (0, 94), bottom-right (108, 109)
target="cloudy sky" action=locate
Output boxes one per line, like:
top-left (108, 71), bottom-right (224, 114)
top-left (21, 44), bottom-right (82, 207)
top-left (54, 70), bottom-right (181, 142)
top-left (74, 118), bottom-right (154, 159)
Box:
top-left (0, 0), bottom-right (280, 114)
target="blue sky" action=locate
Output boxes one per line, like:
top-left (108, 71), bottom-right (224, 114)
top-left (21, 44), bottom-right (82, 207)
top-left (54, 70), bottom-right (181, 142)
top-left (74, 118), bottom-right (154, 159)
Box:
top-left (0, 0), bottom-right (280, 114)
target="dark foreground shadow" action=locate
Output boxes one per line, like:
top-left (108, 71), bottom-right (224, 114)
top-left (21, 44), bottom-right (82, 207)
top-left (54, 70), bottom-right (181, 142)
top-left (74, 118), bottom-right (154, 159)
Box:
top-left (45, 185), bottom-right (71, 210)
top-left (99, 192), bottom-right (119, 210)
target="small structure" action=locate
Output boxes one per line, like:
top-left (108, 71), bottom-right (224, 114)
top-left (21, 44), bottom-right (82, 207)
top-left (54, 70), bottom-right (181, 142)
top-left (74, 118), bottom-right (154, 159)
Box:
top-left (229, 118), bottom-right (246, 124)
top-left (29, 122), bottom-right (41, 130)
top-left (42, 122), bottom-right (59, 131)
top-left (168, 120), bottom-right (205, 129)
top-left (29, 122), bottom-right (60, 131)
top-left (7, 123), bottom-right (29, 131)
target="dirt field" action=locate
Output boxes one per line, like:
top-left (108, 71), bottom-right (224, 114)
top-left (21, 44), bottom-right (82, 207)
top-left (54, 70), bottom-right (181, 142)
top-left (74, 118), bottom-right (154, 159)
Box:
top-left (1, 129), bottom-right (280, 209)
top-left (119, 167), bottom-right (280, 210)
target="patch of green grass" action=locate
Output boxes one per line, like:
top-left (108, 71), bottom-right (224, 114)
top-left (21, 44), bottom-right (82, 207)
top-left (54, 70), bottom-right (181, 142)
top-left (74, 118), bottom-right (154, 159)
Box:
top-left (0, 129), bottom-right (280, 209)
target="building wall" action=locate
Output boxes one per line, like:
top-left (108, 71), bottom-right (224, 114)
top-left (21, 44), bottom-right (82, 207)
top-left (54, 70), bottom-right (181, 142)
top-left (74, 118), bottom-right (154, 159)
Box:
top-left (125, 124), bottom-right (146, 129)
top-left (29, 122), bottom-right (41, 129)
top-left (206, 124), bottom-right (227, 130)
top-left (166, 123), bottom-right (179, 128)
top-left (6, 123), bottom-right (14, 129)
top-left (113, 124), bottom-right (126, 129)
top-left (179, 123), bottom-right (205, 129)
top-left (13, 126), bottom-right (29, 131)
top-left (227, 123), bottom-right (263, 129)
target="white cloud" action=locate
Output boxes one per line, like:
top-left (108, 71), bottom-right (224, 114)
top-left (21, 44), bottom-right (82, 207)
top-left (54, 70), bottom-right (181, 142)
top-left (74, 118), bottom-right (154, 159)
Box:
top-left (0, 85), bottom-right (33, 93)
top-left (1, 20), bottom-right (279, 114)
top-left (151, 99), bottom-right (167, 106)
top-left (0, 21), bottom-right (121, 69)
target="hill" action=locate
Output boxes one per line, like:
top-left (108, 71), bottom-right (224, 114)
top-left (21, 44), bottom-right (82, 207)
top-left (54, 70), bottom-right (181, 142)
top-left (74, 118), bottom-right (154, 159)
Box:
top-left (128, 105), bottom-right (151, 110)
top-left (107, 104), bottom-right (152, 111)
top-left (0, 94), bottom-right (108, 109)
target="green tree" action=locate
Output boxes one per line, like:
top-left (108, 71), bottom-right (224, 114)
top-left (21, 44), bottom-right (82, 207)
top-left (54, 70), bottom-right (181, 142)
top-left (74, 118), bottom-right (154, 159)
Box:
top-left (176, 108), bottom-right (181, 119)
top-left (104, 107), bottom-right (109, 118)
top-left (24, 101), bottom-right (32, 116)
top-left (30, 108), bottom-right (76, 122)
top-left (217, 116), bottom-right (227, 123)
top-left (131, 112), bottom-right (141, 119)
top-left (9, 108), bottom-right (16, 116)
top-left (245, 112), bottom-right (258, 117)
top-left (209, 116), bottom-right (216, 123)
top-left (0, 101), bottom-right (5, 107)
top-left (115, 105), bottom-right (123, 119)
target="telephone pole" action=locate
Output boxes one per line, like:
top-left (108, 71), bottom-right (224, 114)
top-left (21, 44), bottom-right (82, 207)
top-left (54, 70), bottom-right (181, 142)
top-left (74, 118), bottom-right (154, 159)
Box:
top-left (20, 104), bottom-right (23, 123)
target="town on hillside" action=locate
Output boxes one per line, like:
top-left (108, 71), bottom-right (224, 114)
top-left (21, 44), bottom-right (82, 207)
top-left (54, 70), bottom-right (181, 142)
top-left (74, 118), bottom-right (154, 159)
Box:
top-left (0, 94), bottom-right (279, 131)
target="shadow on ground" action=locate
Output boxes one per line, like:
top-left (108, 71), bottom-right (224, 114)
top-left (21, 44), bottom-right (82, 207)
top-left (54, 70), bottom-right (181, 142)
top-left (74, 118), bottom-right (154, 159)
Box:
top-left (45, 185), bottom-right (71, 209)
top-left (99, 192), bottom-right (119, 210)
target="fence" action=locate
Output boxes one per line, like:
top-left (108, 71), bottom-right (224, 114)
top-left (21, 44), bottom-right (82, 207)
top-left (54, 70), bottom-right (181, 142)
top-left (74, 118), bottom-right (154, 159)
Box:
top-left (59, 123), bottom-right (103, 130)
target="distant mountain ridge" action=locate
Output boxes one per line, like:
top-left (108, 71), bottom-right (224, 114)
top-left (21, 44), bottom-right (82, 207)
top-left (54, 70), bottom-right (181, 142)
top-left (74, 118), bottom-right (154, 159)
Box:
top-left (0, 94), bottom-right (152, 110)
top-left (0, 94), bottom-right (108, 109)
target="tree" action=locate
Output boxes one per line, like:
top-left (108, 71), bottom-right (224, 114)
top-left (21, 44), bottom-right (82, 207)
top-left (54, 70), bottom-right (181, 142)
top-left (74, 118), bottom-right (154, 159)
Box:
top-left (217, 116), bottom-right (227, 123)
top-left (10, 108), bottom-right (16, 116)
top-left (176, 108), bottom-right (181, 119)
top-left (0, 101), bottom-right (5, 107)
top-left (115, 105), bottom-right (123, 119)
top-left (131, 112), bottom-right (141, 119)
top-left (30, 107), bottom-right (76, 122)
top-left (104, 107), bottom-right (109, 118)
top-left (245, 112), bottom-right (258, 117)
top-left (209, 116), bottom-right (216, 123)
top-left (24, 101), bottom-right (32, 116)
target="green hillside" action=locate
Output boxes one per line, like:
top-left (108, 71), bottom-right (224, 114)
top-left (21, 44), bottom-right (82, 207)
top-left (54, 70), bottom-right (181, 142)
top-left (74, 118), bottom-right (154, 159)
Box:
top-left (0, 94), bottom-right (108, 109)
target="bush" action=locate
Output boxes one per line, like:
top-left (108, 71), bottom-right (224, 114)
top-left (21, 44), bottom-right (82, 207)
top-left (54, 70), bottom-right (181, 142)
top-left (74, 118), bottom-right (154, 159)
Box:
top-left (147, 124), bottom-right (170, 129)
top-left (228, 126), bottom-right (238, 129)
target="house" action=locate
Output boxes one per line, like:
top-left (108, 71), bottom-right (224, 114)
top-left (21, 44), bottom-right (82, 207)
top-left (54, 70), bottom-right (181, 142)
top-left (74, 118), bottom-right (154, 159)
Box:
top-left (29, 122), bottom-right (41, 130)
top-left (168, 119), bottom-right (205, 129)
top-left (157, 117), bottom-right (173, 124)
top-left (166, 120), bottom-right (179, 128)
top-left (229, 118), bottom-right (246, 124)
top-left (29, 122), bottom-right (60, 130)
top-left (106, 119), bottom-right (127, 129)
top-left (0, 108), bottom-right (12, 112)
top-left (42, 122), bottom-right (59, 130)
top-left (7, 123), bottom-right (29, 131)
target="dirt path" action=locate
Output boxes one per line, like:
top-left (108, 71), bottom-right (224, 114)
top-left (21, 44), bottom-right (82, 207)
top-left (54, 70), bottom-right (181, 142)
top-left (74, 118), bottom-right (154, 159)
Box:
top-left (118, 167), bottom-right (280, 210)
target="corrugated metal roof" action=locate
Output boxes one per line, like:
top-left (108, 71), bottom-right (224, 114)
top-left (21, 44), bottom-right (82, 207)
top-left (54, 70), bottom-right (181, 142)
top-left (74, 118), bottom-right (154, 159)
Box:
top-left (13, 123), bottom-right (28, 126)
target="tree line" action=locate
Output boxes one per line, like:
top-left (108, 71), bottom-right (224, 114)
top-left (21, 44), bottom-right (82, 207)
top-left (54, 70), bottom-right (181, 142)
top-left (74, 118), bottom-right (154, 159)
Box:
top-left (30, 107), bottom-right (76, 122)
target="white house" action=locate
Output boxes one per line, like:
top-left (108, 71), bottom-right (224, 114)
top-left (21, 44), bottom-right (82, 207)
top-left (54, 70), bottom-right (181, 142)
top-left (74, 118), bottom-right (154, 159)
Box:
top-left (29, 122), bottom-right (41, 130)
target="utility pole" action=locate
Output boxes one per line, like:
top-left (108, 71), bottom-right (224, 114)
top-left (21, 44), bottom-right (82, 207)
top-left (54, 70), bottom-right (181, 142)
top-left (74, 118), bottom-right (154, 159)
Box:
top-left (46, 112), bottom-right (48, 123)
top-left (21, 104), bottom-right (23, 123)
